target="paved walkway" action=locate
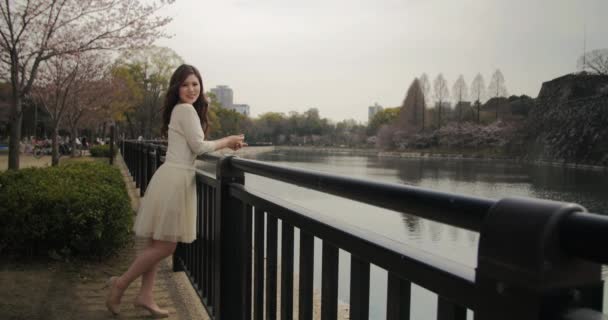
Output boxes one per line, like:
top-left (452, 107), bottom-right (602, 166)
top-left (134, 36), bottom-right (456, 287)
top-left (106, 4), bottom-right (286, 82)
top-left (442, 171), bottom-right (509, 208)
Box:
top-left (104, 153), bottom-right (211, 319)
top-left (0, 154), bottom-right (211, 320)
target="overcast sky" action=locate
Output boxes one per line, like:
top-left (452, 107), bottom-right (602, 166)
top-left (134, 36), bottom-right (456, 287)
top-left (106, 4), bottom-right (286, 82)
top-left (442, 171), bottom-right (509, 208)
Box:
top-left (156, 0), bottom-right (607, 123)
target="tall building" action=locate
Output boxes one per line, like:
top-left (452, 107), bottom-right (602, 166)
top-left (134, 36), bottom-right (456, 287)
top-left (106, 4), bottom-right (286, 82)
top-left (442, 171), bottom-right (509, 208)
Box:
top-left (210, 85), bottom-right (233, 108)
top-left (229, 104), bottom-right (250, 117)
top-left (368, 102), bottom-right (383, 122)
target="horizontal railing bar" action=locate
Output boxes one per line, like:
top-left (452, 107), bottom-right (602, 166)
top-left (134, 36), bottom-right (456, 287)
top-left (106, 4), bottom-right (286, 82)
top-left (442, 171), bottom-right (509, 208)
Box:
top-left (128, 141), bottom-right (219, 164)
top-left (199, 152), bottom-right (221, 163)
top-left (229, 183), bottom-right (480, 309)
top-left (195, 170), bottom-right (218, 188)
top-left (230, 157), bottom-right (492, 232)
top-left (127, 142), bottom-right (608, 266)
top-left (124, 139), bottom-right (166, 144)
top-left (560, 211), bottom-right (608, 264)
top-left (561, 308), bottom-right (608, 320)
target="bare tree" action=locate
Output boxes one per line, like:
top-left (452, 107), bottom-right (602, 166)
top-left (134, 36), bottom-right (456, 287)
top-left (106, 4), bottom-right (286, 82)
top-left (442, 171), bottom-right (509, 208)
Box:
top-left (419, 73), bottom-right (431, 106)
top-left (488, 69), bottom-right (508, 121)
top-left (63, 53), bottom-right (112, 157)
top-left (577, 49), bottom-right (608, 75)
top-left (470, 73), bottom-right (486, 123)
top-left (433, 73), bottom-right (449, 128)
top-left (0, 0), bottom-right (172, 170)
top-left (452, 75), bottom-right (468, 123)
top-left (31, 55), bottom-right (80, 165)
top-left (399, 78), bottom-right (426, 130)
top-left (33, 52), bottom-right (110, 165)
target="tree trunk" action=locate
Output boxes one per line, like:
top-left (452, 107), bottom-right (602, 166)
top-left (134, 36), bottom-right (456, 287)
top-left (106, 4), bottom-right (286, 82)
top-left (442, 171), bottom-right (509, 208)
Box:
top-left (34, 104), bottom-right (38, 139)
top-left (101, 121), bottom-right (107, 140)
top-left (52, 125), bottom-right (60, 166)
top-left (438, 101), bottom-right (442, 129)
top-left (422, 107), bottom-right (425, 131)
top-left (458, 100), bottom-right (462, 123)
top-left (125, 113), bottom-right (136, 139)
top-left (8, 96), bottom-right (23, 170)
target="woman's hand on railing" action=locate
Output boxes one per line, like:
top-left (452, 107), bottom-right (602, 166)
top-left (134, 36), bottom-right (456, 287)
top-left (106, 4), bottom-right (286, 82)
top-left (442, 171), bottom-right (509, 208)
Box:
top-left (218, 134), bottom-right (247, 151)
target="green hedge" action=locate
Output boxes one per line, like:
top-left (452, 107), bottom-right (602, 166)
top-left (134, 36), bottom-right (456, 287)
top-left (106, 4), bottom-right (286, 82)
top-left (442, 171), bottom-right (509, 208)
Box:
top-left (0, 162), bottom-right (133, 259)
top-left (89, 144), bottom-right (117, 157)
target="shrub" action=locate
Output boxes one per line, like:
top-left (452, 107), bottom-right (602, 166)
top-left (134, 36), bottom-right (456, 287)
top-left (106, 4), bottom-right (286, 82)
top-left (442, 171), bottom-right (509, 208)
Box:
top-left (0, 162), bottom-right (133, 259)
top-left (89, 144), bottom-right (117, 157)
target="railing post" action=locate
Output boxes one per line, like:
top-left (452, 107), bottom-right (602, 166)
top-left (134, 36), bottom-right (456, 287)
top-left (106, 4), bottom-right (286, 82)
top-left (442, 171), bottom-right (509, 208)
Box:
top-left (109, 125), bottom-right (115, 165)
top-left (475, 197), bottom-right (603, 320)
top-left (155, 145), bottom-right (162, 170)
top-left (127, 142), bottom-right (133, 174)
top-left (136, 142), bottom-right (142, 189)
top-left (213, 155), bottom-right (246, 320)
top-left (148, 146), bottom-right (157, 184)
top-left (141, 143), bottom-right (148, 196)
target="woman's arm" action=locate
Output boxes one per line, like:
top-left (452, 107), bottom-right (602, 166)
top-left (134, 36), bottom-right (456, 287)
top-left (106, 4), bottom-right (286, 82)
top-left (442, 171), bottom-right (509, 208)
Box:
top-left (178, 104), bottom-right (246, 154)
top-left (210, 135), bottom-right (246, 151)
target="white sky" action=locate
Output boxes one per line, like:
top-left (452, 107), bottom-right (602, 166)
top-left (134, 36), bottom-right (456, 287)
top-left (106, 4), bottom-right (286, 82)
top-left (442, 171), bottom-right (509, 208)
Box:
top-left (155, 0), bottom-right (608, 123)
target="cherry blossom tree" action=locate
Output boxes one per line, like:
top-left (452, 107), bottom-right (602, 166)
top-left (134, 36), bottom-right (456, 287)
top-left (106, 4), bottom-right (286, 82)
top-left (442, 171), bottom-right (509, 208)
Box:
top-left (0, 0), bottom-right (173, 169)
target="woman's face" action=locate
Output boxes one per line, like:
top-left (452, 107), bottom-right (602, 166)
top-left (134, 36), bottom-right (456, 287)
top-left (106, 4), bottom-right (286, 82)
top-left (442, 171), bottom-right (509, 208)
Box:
top-left (178, 74), bottom-right (201, 104)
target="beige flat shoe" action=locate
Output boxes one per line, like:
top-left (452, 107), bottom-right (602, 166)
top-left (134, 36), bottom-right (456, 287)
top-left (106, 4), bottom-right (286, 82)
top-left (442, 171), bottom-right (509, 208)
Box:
top-left (133, 301), bottom-right (170, 319)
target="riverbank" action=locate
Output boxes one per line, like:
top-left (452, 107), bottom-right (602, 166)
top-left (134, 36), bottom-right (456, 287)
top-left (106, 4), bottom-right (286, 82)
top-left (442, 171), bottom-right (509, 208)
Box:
top-left (273, 146), bottom-right (608, 171)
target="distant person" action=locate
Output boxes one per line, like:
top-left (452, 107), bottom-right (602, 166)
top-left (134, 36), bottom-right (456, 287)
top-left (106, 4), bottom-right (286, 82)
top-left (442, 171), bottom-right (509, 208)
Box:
top-left (81, 137), bottom-right (88, 149)
top-left (105, 64), bottom-right (246, 318)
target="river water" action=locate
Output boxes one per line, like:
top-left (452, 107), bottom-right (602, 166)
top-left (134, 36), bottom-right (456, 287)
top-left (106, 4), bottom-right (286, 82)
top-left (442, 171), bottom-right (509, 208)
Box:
top-left (205, 149), bottom-right (608, 318)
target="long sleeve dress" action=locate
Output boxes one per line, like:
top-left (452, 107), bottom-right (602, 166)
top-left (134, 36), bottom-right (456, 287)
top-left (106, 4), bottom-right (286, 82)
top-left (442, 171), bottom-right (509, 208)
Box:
top-left (133, 103), bottom-right (216, 243)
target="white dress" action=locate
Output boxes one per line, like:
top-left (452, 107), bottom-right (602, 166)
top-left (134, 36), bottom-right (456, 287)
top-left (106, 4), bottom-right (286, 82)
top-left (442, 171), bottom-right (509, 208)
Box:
top-left (133, 103), bottom-right (216, 243)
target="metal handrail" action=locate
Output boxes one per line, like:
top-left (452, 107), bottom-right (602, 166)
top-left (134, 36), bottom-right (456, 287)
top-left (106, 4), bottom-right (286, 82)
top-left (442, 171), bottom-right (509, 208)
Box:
top-left (231, 156), bottom-right (492, 232)
top-left (128, 140), bottom-right (608, 265)
top-left (228, 156), bottom-right (608, 265)
top-left (122, 140), bottom-right (608, 319)
top-left (229, 183), bottom-right (480, 308)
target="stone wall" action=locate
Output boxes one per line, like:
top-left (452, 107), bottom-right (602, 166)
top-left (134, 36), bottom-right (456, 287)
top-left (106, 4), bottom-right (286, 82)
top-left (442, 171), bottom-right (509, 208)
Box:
top-left (527, 80), bottom-right (608, 164)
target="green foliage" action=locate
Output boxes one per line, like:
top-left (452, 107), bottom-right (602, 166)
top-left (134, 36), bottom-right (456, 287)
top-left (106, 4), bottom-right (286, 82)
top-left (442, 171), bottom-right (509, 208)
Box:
top-left (212, 106), bottom-right (246, 138)
top-left (0, 162), bottom-right (133, 258)
top-left (113, 46), bottom-right (185, 138)
top-left (89, 144), bottom-right (117, 157)
top-left (367, 107), bottom-right (400, 135)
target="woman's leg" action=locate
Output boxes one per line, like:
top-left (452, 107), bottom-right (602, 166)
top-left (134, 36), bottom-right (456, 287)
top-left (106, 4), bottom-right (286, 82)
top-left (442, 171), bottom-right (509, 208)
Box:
top-left (135, 260), bottom-right (160, 305)
top-left (109, 239), bottom-right (176, 304)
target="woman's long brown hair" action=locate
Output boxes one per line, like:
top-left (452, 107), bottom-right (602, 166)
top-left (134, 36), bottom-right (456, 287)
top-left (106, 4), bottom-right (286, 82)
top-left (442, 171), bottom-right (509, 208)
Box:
top-left (161, 64), bottom-right (209, 138)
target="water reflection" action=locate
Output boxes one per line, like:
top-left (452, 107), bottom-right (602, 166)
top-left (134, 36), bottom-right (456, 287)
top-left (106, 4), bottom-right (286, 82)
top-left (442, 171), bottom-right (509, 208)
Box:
top-left (369, 156), bottom-right (608, 214)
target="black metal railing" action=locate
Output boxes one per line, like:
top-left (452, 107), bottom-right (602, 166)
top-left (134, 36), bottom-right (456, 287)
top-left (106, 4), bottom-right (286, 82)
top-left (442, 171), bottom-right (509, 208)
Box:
top-left (121, 140), bottom-right (608, 320)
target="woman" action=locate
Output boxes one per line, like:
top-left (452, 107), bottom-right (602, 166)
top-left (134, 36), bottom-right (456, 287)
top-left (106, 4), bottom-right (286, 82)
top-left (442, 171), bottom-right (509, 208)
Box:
top-left (105, 64), bottom-right (246, 318)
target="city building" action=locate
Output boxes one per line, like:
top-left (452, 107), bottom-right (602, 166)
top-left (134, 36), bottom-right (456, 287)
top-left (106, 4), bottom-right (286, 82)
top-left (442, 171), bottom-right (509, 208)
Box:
top-left (210, 85), bottom-right (233, 108)
top-left (229, 104), bottom-right (250, 117)
top-left (368, 102), bottom-right (383, 122)
top-left (211, 85), bottom-right (252, 117)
